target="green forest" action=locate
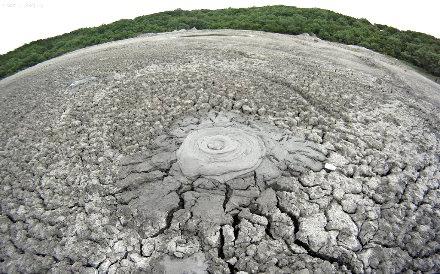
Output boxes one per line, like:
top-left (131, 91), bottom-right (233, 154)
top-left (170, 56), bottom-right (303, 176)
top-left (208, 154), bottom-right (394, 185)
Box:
top-left (1, 5), bottom-right (439, 79)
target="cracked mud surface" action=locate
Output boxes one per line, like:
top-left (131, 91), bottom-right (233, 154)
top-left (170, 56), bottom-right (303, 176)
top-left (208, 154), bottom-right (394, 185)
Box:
top-left (0, 30), bottom-right (439, 273)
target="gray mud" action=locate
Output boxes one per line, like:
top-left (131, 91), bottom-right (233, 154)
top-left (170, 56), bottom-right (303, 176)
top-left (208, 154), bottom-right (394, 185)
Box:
top-left (0, 30), bottom-right (439, 273)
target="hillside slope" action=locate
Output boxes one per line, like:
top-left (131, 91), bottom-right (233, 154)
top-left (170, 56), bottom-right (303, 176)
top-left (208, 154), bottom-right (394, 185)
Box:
top-left (0, 5), bottom-right (439, 79)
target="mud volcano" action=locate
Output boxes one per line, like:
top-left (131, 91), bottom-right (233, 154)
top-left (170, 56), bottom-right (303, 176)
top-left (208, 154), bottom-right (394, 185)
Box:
top-left (177, 126), bottom-right (267, 182)
top-left (0, 30), bottom-right (439, 273)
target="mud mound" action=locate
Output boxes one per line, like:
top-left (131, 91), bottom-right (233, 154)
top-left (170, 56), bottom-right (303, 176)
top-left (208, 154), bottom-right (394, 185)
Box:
top-left (0, 30), bottom-right (439, 273)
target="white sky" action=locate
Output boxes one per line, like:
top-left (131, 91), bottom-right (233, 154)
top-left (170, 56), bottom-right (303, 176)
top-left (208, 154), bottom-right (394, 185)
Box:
top-left (0, 0), bottom-right (439, 54)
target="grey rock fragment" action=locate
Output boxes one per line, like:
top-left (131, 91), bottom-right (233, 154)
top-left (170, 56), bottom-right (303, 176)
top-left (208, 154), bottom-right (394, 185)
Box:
top-left (324, 163), bottom-right (337, 171)
top-left (296, 213), bottom-right (330, 252)
top-left (326, 203), bottom-right (361, 251)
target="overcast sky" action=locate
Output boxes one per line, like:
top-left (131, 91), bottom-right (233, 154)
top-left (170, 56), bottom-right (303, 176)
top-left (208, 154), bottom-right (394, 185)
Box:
top-left (0, 0), bottom-right (439, 54)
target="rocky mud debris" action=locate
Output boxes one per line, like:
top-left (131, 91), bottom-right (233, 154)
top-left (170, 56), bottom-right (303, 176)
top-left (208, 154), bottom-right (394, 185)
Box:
top-left (0, 30), bottom-right (439, 273)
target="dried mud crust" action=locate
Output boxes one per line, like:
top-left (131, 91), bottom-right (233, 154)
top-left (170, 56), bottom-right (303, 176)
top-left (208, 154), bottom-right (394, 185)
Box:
top-left (0, 30), bottom-right (439, 273)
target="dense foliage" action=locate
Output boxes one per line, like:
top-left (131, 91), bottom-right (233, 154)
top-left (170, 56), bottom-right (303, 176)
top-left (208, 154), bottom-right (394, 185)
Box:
top-left (1, 5), bottom-right (439, 79)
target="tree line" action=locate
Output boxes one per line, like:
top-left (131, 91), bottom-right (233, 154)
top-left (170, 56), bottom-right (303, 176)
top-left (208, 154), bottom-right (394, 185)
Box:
top-left (1, 6), bottom-right (439, 79)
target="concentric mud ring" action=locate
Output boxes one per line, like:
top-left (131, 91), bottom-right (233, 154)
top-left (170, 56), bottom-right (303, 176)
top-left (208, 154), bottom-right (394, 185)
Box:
top-left (176, 127), bottom-right (266, 181)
